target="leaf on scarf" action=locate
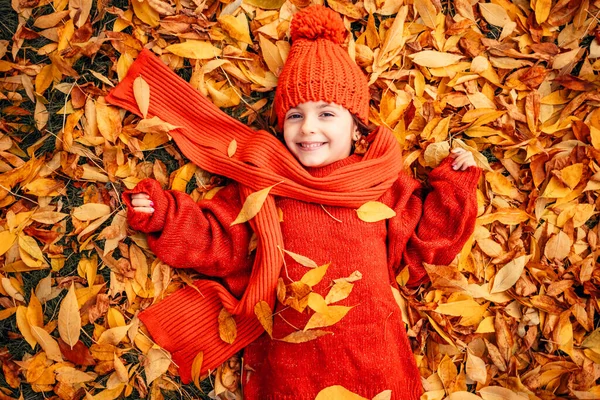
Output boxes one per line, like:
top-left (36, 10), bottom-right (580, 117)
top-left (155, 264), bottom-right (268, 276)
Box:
top-left (491, 255), bottom-right (530, 294)
top-left (31, 326), bottom-right (64, 362)
top-left (136, 116), bottom-right (179, 135)
top-left (191, 351), bottom-right (204, 389)
top-left (300, 263), bottom-right (329, 287)
top-left (133, 75), bottom-right (150, 118)
top-left (218, 308), bottom-right (237, 344)
top-left (356, 201), bottom-right (396, 222)
top-left (145, 348), bottom-right (171, 385)
top-left (315, 385), bottom-right (367, 400)
top-left (227, 139), bottom-right (237, 157)
top-left (409, 51), bottom-right (463, 68)
top-left (165, 40), bottom-right (222, 59)
top-left (325, 281), bottom-right (353, 304)
top-left (281, 248), bottom-right (319, 268)
top-left (58, 283), bottom-right (81, 348)
top-left (278, 329), bottom-right (333, 344)
top-left (231, 184), bottom-right (276, 225)
top-left (254, 301), bottom-right (273, 338)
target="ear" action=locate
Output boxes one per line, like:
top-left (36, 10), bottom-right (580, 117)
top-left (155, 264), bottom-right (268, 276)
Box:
top-left (352, 126), bottom-right (360, 141)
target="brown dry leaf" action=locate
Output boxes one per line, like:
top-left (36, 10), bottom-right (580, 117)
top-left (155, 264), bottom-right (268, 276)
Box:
top-left (544, 231), bottom-right (573, 261)
top-left (254, 300), bottom-right (273, 338)
top-left (479, 3), bottom-right (511, 27)
top-left (356, 201), bottom-right (396, 222)
top-left (145, 348), bottom-right (171, 385)
top-left (410, 51), bottom-right (463, 68)
top-left (72, 203), bottom-right (111, 221)
top-left (491, 255), bottom-right (530, 294)
top-left (278, 329), bottom-right (333, 344)
top-left (218, 308), bottom-right (237, 344)
top-left (97, 324), bottom-right (131, 345)
top-left (58, 283), bottom-right (81, 348)
top-left (231, 184), bottom-right (277, 225)
top-left (133, 75), bottom-right (150, 118)
top-left (466, 350), bottom-right (487, 384)
top-left (136, 116), bottom-right (179, 134)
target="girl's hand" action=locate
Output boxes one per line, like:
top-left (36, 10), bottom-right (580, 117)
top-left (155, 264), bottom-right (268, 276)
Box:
top-left (449, 148), bottom-right (476, 171)
top-left (130, 193), bottom-right (155, 214)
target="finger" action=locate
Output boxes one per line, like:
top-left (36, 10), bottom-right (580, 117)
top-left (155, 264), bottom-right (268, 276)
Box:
top-left (449, 148), bottom-right (465, 158)
top-left (452, 159), bottom-right (468, 171)
top-left (131, 198), bottom-right (153, 207)
top-left (133, 206), bottom-right (155, 214)
top-left (132, 193), bottom-right (150, 200)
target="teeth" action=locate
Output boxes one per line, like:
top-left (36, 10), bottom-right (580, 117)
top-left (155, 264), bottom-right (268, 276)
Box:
top-left (299, 143), bottom-right (324, 148)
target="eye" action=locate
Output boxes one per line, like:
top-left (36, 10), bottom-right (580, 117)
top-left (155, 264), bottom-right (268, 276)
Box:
top-left (320, 111), bottom-right (335, 117)
top-left (286, 113), bottom-right (302, 120)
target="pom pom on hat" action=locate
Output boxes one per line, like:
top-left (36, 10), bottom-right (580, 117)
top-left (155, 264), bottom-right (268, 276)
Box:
top-left (290, 5), bottom-right (346, 44)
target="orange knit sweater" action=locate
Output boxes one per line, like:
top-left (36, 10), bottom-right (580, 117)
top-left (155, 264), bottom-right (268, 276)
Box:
top-left (108, 49), bottom-right (481, 398)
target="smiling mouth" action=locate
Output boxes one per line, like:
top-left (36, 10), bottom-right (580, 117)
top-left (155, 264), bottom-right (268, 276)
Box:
top-left (298, 142), bottom-right (326, 150)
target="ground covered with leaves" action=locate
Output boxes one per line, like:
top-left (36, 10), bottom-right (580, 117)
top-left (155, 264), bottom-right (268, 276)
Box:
top-left (1, 0), bottom-right (600, 399)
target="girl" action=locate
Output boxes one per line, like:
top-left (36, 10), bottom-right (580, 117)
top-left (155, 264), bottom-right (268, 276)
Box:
top-left (107, 5), bottom-right (479, 399)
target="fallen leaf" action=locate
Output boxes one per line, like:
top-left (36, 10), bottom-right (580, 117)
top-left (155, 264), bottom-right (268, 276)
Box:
top-left (58, 283), bottom-right (81, 348)
top-left (356, 201), bottom-right (396, 222)
top-left (491, 255), bottom-right (530, 294)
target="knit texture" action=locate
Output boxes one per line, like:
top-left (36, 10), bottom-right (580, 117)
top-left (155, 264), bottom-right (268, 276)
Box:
top-left (122, 155), bottom-right (480, 399)
top-left (106, 49), bottom-right (405, 383)
top-left (274, 5), bottom-right (369, 129)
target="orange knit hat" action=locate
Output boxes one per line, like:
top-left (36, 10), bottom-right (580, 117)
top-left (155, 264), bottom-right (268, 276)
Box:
top-left (274, 5), bottom-right (370, 129)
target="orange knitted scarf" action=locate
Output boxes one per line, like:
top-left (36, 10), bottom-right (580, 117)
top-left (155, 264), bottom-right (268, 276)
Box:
top-left (106, 48), bottom-right (403, 377)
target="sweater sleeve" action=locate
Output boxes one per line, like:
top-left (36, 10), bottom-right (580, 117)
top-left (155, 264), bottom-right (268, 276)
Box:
top-left (387, 158), bottom-right (481, 287)
top-left (122, 179), bottom-right (253, 281)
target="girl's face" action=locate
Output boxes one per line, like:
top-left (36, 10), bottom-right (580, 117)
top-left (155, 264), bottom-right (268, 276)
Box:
top-left (283, 101), bottom-right (359, 168)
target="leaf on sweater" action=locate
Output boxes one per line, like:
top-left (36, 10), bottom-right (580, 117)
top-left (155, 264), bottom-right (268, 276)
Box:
top-left (231, 184), bottom-right (276, 225)
top-left (191, 351), bottom-right (204, 389)
top-left (133, 76), bottom-right (150, 118)
top-left (356, 201), bottom-right (396, 223)
top-left (325, 281), bottom-right (353, 304)
top-left (58, 283), bottom-right (81, 349)
top-left (315, 385), bottom-right (367, 400)
top-left (280, 247), bottom-right (319, 268)
top-left (218, 308), bottom-right (237, 344)
top-left (254, 301), bottom-right (273, 338)
top-left (300, 263), bottom-right (329, 287)
top-left (304, 297), bottom-right (352, 331)
top-left (278, 329), bottom-right (333, 344)
top-left (227, 139), bottom-right (237, 157)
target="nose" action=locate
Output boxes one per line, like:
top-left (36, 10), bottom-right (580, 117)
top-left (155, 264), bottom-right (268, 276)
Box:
top-left (301, 114), bottom-right (318, 135)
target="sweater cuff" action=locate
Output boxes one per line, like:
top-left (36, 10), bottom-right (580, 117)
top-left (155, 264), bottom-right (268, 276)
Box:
top-left (122, 178), bottom-right (168, 232)
top-left (429, 157), bottom-right (481, 191)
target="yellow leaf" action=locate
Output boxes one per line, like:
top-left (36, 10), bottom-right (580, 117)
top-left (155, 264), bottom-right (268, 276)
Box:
top-left (535, 0), bottom-right (552, 24)
top-left (97, 324), bottom-right (131, 345)
top-left (485, 172), bottom-right (520, 199)
top-left (31, 211), bottom-right (68, 224)
top-left (191, 351), bottom-right (204, 389)
top-left (479, 3), bottom-right (511, 27)
top-left (304, 305), bottom-right (352, 331)
top-left (75, 284), bottom-right (103, 308)
top-left (446, 392), bottom-right (483, 400)
top-left (107, 307), bottom-right (126, 328)
top-left (541, 177), bottom-right (572, 198)
top-left (315, 385), bottom-right (367, 400)
top-left (0, 230), bottom-right (17, 256)
top-left (218, 308), bottom-right (237, 344)
top-left (95, 98), bottom-right (122, 143)
top-left (0, 307), bottom-right (17, 321)
top-left (72, 203), bottom-right (111, 221)
top-left (278, 329), bottom-right (333, 343)
top-left (227, 139), bottom-right (237, 157)
top-left (409, 51), bottom-right (463, 68)
top-left (414, 0), bottom-right (437, 29)
top-left (16, 306), bottom-right (37, 348)
top-left (479, 386), bottom-right (529, 400)
top-left (133, 76), bottom-right (150, 118)
top-left (231, 184), bottom-right (276, 225)
top-left (35, 64), bottom-right (55, 95)
top-left (281, 248), bottom-right (319, 268)
top-left (254, 301), bottom-right (273, 338)
top-left (307, 293), bottom-right (329, 314)
top-left (26, 290), bottom-right (44, 328)
top-left (544, 231), bottom-right (572, 261)
top-left (259, 34), bottom-right (284, 76)
top-left (55, 366), bottom-right (97, 384)
top-left (435, 299), bottom-right (483, 317)
top-left (31, 325), bottom-right (64, 362)
top-left (136, 116), bottom-right (179, 134)
top-left (423, 141), bottom-right (450, 168)
top-left (356, 201), bottom-right (396, 222)
top-left (117, 52), bottom-right (134, 82)
top-left (476, 316), bottom-right (495, 333)
top-left (218, 14), bottom-right (252, 44)
top-left (325, 281), bottom-right (354, 304)
top-left (243, 0), bottom-right (285, 9)
top-left (466, 350), bottom-right (487, 384)
top-left (58, 283), bottom-right (81, 348)
top-left (69, 0), bottom-right (92, 28)
top-left (18, 235), bottom-right (45, 263)
top-left (131, 0), bottom-right (159, 27)
top-left (165, 41), bottom-right (222, 60)
top-left (559, 163), bottom-right (583, 189)
top-left (145, 348), bottom-right (171, 385)
top-left (171, 163), bottom-right (197, 192)
top-left (491, 255), bottom-right (530, 294)
top-left (300, 263), bottom-right (329, 287)
top-left (113, 354), bottom-right (128, 383)
top-left (206, 81), bottom-right (241, 108)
